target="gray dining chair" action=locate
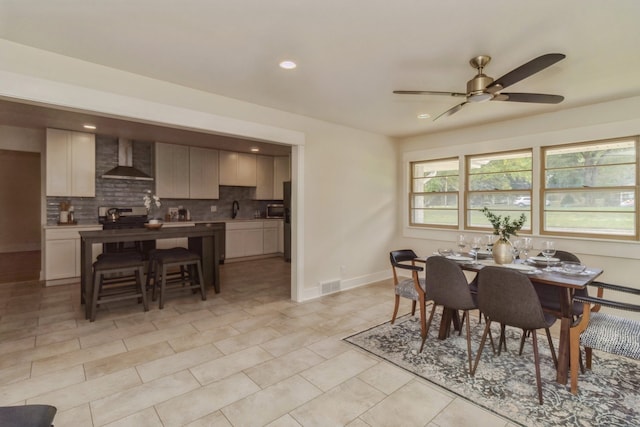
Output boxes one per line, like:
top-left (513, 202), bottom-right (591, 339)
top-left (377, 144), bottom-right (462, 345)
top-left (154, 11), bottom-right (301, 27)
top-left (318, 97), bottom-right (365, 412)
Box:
top-left (0, 404), bottom-right (57, 427)
top-left (422, 256), bottom-right (478, 373)
top-left (472, 266), bottom-right (558, 405)
top-left (533, 250), bottom-right (586, 317)
top-left (389, 250), bottom-right (429, 341)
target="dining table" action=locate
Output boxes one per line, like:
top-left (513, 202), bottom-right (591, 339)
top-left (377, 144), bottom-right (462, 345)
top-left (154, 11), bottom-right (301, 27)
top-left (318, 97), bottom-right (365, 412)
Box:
top-left (416, 253), bottom-right (603, 385)
top-left (78, 223), bottom-right (225, 321)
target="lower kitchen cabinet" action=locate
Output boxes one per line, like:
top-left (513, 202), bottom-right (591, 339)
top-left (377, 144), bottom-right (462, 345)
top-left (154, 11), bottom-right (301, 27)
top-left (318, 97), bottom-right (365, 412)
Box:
top-left (225, 220), bottom-right (282, 260)
top-left (44, 226), bottom-right (102, 285)
top-left (263, 221), bottom-right (278, 254)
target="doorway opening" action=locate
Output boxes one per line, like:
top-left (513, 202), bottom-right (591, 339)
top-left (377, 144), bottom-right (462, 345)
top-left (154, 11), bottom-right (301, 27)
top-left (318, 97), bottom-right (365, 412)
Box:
top-left (0, 149), bottom-right (41, 283)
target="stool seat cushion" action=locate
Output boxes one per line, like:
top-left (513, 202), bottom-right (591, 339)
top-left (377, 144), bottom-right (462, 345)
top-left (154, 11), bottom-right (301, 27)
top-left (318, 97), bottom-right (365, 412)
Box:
top-left (94, 256), bottom-right (144, 270)
top-left (156, 251), bottom-right (201, 264)
top-left (97, 252), bottom-right (143, 261)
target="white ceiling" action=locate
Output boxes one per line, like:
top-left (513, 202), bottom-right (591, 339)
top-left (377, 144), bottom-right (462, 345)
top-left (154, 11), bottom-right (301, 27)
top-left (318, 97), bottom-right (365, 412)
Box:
top-left (0, 0), bottom-right (639, 139)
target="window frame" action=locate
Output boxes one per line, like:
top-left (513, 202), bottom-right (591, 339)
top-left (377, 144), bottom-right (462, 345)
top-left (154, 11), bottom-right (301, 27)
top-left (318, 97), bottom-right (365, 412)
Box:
top-left (409, 157), bottom-right (460, 229)
top-left (464, 148), bottom-right (533, 234)
top-left (540, 136), bottom-right (639, 240)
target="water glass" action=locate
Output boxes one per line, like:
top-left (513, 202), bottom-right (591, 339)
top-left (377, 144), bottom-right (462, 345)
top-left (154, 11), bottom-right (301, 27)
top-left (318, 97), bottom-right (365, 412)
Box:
top-left (520, 237), bottom-right (533, 261)
top-left (471, 236), bottom-right (482, 264)
top-left (541, 240), bottom-right (556, 271)
top-left (457, 234), bottom-right (467, 255)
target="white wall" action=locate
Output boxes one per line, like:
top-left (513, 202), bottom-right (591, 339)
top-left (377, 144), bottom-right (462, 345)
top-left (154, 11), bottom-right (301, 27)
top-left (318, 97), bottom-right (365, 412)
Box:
top-left (396, 96), bottom-right (640, 314)
top-left (0, 39), bottom-right (397, 300)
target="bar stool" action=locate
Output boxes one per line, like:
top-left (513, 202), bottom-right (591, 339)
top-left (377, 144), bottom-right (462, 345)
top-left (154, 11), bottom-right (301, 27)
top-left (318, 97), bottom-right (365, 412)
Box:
top-left (151, 249), bottom-right (206, 309)
top-left (91, 252), bottom-right (148, 322)
top-left (145, 247), bottom-right (190, 293)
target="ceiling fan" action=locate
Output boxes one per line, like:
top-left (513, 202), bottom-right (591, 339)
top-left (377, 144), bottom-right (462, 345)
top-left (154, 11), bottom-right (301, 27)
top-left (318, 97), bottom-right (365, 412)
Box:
top-left (394, 53), bottom-right (566, 120)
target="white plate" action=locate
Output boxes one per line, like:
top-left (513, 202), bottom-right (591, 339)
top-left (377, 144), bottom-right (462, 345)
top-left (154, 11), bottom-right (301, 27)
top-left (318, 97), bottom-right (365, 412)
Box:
top-left (528, 256), bottom-right (560, 263)
top-left (501, 263), bottom-right (536, 272)
top-left (446, 255), bottom-right (474, 262)
top-left (551, 267), bottom-right (592, 276)
top-left (470, 250), bottom-right (491, 256)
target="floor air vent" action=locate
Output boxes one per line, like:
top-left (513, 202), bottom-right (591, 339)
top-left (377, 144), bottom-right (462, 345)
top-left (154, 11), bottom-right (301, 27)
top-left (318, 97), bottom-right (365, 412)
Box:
top-left (320, 280), bottom-right (341, 294)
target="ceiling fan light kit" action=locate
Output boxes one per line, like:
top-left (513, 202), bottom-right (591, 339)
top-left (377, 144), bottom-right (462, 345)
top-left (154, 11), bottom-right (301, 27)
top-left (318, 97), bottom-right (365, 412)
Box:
top-left (394, 53), bottom-right (566, 120)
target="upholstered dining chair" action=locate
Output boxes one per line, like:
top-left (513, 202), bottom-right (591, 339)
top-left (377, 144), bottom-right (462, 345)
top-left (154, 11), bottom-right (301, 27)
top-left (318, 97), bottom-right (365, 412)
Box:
top-left (570, 281), bottom-right (640, 394)
top-left (422, 256), bottom-right (478, 373)
top-left (472, 266), bottom-right (558, 405)
top-left (534, 250), bottom-right (587, 318)
top-left (0, 404), bottom-right (57, 426)
top-left (389, 250), bottom-right (429, 341)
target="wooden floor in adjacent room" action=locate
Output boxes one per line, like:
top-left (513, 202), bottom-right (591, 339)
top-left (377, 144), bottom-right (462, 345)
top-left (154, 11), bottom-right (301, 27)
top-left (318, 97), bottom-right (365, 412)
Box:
top-left (0, 250), bottom-right (40, 284)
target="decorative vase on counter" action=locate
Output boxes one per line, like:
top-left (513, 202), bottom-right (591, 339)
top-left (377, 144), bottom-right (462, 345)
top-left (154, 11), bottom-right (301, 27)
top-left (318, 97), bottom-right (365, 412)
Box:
top-left (492, 238), bottom-right (513, 264)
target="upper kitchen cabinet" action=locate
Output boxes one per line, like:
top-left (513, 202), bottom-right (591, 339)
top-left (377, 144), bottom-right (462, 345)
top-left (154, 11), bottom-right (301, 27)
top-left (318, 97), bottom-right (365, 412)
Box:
top-left (46, 128), bottom-right (96, 197)
top-left (189, 146), bottom-right (219, 199)
top-left (255, 155), bottom-right (291, 200)
top-left (155, 142), bottom-right (190, 198)
top-left (255, 155), bottom-right (275, 200)
top-left (219, 151), bottom-right (256, 187)
top-left (273, 155), bottom-right (291, 200)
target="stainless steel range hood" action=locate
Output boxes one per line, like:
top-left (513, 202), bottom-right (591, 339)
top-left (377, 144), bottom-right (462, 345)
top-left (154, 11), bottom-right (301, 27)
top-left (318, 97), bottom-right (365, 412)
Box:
top-left (101, 138), bottom-right (153, 181)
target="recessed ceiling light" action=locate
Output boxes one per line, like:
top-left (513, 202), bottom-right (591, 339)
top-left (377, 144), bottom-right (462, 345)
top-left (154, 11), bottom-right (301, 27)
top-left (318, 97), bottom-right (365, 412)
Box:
top-left (279, 60), bottom-right (297, 70)
top-left (417, 113), bottom-right (431, 119)
top-left (250, 147), bottom-right (260, 152)
top-left (83, 124), bottom-right (96, 129)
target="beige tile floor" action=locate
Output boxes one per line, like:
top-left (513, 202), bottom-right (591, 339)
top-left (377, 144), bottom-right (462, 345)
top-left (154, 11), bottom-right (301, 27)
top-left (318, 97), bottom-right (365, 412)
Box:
top-left (0, 257), bottom-right (518, 426)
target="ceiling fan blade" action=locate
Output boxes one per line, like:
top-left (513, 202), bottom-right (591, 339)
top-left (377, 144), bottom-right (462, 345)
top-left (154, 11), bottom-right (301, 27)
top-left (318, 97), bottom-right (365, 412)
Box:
top-left (434, 102), bottom-right (467, 121)
top-left (393, 90), bottom-right (466, 97)
top-left (492, 93), bottom-right (564, 104)
top-left (485, 53), bottom-right (566, 94)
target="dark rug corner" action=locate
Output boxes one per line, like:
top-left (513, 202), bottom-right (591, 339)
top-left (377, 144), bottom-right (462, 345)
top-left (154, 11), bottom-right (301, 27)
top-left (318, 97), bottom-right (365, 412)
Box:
top-left (344, 313), bottom-right (640, 427)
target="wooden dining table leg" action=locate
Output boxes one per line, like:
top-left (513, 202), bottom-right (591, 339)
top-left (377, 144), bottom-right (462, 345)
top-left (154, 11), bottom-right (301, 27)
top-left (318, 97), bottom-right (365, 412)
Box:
top-left (438, 308), bottom-right (460, 340)
top-left (555, 288), bottom-right (573, 384)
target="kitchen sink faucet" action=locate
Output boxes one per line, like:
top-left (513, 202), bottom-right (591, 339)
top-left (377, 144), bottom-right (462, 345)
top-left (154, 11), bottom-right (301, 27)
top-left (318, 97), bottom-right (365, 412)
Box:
top-left (232, 200), bottom-right (239, 219)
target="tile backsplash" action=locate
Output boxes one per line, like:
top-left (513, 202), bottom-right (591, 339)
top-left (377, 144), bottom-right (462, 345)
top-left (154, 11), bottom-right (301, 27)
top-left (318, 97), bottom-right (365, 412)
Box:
top-left (46, 137), bottom-right (283, 224)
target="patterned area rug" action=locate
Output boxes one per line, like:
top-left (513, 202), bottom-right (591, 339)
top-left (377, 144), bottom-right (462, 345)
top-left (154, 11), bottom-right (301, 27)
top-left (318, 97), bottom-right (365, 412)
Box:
top-left (344, 313), bottom-right (640, 427)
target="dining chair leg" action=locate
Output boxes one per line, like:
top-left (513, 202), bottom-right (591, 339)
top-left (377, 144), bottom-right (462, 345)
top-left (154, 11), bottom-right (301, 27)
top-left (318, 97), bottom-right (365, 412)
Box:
top-left (531, 329), bottom-right (544, 405)
top-left (471, 319), bottom-right (492, 376)
top-left (420, 303), bottom-right (438, 352)
top-left (498, 323), bottom-right (508, 355)
top-left (411, 300), bottom-right (417, 316)
top-left (519, 329), bottom-right (526, 355)
top-left (391, 295), bottom-right (400, 324)
top-left (418, 294), bottom-right (427, 341)
top-left (464, 310), bottom-right (473, 373)
top-left (459, 310), bottom-right (467, 336)
top-left (544, 327), bottom-right (558, 368)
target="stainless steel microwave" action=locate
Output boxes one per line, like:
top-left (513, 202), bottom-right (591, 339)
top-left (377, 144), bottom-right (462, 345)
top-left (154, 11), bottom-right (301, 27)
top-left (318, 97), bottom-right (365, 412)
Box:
top-left (266, 204), bottom-right (285, 218)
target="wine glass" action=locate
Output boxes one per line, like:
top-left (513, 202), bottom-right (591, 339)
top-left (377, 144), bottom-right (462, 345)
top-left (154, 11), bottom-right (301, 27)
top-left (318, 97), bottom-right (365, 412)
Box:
top-left (457, 234), bottom-right (467, 255)
top-left (511, 238), bottom-right (522, 263)
top-left (520, 237), bottom-right (533, 261)
top-left (541, 241), bottom-right (556, 271)
top-left (485, 234), bottom-right (494, 253)
top-left (471, 236), bottom-right (482, 264)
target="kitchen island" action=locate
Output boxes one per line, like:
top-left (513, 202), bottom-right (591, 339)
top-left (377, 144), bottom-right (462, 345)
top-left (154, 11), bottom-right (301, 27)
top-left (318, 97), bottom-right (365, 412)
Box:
top-left (79, 223), bottom-right (224, 319)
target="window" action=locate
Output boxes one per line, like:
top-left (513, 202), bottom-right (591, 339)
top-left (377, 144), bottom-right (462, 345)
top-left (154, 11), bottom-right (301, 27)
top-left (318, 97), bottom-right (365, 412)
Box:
top-left (410, 158), bottom-right (459, 228)
top-left (542, 137), bottom-right (638, 238)
top-left (466, 150), bottom-right (532, 232)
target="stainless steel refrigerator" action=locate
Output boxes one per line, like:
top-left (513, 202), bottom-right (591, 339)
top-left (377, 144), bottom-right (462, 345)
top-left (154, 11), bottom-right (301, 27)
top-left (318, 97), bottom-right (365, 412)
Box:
top-left (283, 181), bottom-right (291, 262)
